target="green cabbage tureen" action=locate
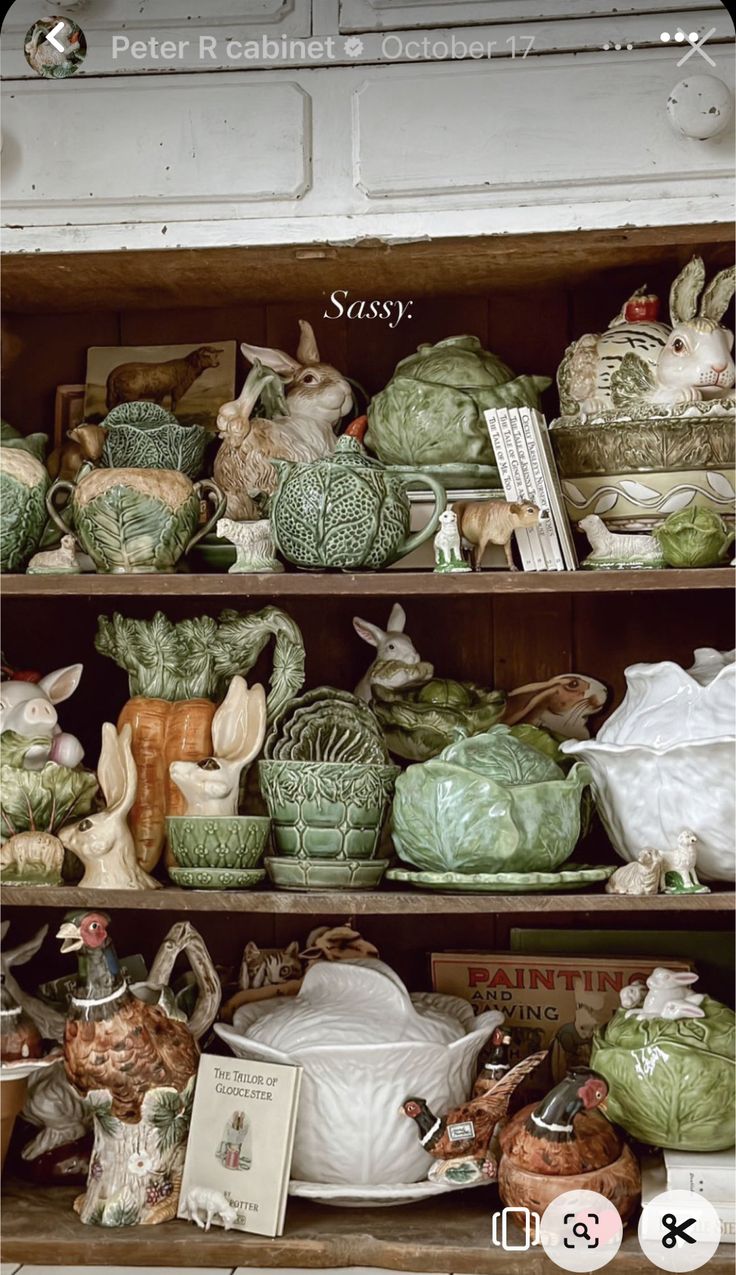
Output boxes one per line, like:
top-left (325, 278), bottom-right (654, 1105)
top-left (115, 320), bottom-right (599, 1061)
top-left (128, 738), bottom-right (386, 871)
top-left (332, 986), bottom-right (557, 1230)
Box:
top-left (391, 725), bottom-right (588, 874)
top-left (365, 336), bottom-right (550, 467)
top-left (591, 995), bottom-right (735, 1151)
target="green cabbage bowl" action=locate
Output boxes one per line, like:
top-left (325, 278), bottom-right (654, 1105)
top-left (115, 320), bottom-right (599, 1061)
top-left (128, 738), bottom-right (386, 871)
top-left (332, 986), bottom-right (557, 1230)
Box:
top-left (391, 725), bottom-right (589, 874)
top-left (591, 997), bottom-right (736, 1151)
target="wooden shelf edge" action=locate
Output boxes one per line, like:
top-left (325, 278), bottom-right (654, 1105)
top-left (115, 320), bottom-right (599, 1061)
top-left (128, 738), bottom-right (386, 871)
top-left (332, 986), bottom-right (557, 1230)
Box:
top-left (3, 1182), bottom-right (735, 1273)
top-left (1, 568), bottom-right (733, 599)
top-left (2, 885), bottom-right (733, 913)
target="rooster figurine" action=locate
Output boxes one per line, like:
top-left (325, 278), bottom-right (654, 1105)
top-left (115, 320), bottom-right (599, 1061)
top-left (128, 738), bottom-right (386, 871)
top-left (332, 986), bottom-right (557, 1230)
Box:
top-left (58, 910), bottom-right (200, 1227)
top-left (401, 1049), bottom-right (546, 1184)
top-left (498, 1068), bottom-right (641, 1222)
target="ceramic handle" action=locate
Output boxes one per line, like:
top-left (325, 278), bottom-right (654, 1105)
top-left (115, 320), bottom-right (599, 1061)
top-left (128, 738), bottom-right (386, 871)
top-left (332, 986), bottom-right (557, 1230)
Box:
top-left (45, 479), bottom-right (76, 537)
top-left (395, 473), bottom-right (447, 563)
top-left (187, 479), bottom-right (227, 554)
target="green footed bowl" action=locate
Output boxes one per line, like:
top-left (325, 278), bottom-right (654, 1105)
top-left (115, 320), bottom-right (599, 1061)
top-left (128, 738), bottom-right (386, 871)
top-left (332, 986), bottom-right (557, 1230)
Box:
top-left (258, 760), bottom-right (398, 860)
top-left (166, 815), bottom-right (271, 869)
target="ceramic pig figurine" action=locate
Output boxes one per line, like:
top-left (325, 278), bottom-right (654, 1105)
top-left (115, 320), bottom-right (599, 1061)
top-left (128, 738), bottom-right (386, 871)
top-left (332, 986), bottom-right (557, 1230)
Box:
top-left (0, 664), bottom-right (85, 769)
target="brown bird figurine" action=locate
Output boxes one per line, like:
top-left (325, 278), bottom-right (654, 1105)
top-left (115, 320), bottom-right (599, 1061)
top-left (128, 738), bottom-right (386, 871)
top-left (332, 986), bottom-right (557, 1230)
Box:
top-left (401, 1049), bottom-right (546, 1184)
top-left (58, 910), bottom-right (200, 1226)
top-left (472, 1026), bottom-right (512, 1097)
top-left (498, 1067), bottom-right (641, 1222)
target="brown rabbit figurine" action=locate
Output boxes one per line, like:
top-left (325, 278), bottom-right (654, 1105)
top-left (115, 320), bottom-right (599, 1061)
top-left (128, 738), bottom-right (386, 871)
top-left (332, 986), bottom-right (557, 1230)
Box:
top-left (214, 320), bottom-right (353, 520)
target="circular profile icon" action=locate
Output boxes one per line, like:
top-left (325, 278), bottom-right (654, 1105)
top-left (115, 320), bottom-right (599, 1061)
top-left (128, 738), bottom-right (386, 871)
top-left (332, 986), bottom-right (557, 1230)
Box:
top-left (540, 1189), bottom-right (624, 1272)
top-left (24, 16), bottom-right (87, 78)
top-left (639, 1189), bottom-right (722, 1272)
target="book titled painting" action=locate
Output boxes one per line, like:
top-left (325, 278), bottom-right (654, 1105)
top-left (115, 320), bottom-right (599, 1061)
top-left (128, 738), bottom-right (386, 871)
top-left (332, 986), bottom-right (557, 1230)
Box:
top-left (178, 1053), bottom-right (301, 1237)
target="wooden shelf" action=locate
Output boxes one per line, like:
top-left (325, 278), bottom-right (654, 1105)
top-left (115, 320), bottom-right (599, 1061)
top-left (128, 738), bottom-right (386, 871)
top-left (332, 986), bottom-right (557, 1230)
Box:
top-left (1, 568), bottom-right (733, 599)
top-left (2, 884), bottom-right (733, 914)
top-left (2, 1180), bottom-right (734, 1272)
top-left (3, 224), bottom-right (732, 313)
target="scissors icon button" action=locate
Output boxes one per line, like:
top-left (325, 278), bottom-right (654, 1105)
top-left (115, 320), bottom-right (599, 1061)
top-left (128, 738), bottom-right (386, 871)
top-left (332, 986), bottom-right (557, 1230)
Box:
top-left (662, 1214), bottom-right (697, 1248)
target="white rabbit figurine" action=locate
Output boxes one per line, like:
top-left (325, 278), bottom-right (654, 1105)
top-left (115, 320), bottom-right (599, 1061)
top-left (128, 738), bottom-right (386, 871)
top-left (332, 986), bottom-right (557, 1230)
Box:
top-left (214, 320), bottom-right (354, 520)
top-left (624, 968), bottom-right (705, 1021)
top-left (169, 676), bottom-right (267, 817)
top-left (353, 604), bottom-right (433, 702)
top-left (57, 723), bottom-right (160, 890)
top-left (560, 256), bottom-right (735, 416)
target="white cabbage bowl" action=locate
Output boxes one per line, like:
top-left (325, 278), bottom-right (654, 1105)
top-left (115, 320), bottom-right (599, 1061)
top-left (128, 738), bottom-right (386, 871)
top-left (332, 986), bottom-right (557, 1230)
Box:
top-left (215, 959), bottom-right (502, 1186)
top-left (562, 649), bottom-right (735, 882)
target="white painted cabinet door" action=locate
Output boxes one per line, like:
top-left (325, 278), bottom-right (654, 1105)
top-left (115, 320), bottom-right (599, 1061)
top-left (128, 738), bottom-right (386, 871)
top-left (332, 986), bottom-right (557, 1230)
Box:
top-left (1, 0), bottom-right (312, 76)
top-left (2, 75), bottom-right (311, 223)
top-left (338, 0), bottom-right (715, 32)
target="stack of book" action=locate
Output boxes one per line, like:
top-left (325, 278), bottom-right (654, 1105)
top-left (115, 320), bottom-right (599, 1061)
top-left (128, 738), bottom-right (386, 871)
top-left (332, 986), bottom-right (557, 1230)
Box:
top-left (484, 406), bottom-right (577, 571)
top-left (641, 1150), bottom-right (736, 1244)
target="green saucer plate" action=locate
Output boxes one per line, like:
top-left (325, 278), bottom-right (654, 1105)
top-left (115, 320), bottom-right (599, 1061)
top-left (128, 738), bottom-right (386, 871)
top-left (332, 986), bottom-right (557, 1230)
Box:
top-left (389, 463), bottom-right (501, 492)
top-left (385, 865), bottom-right (616, 893)
top-left (265, 856), bottom-right (389, 891)
top-left (168, 866), bottom-right (266, 890)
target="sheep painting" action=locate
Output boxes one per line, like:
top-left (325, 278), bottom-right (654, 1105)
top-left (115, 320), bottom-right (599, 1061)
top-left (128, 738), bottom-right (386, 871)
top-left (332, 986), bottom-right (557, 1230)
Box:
top-left (84, 341), bottom-right (236, 428)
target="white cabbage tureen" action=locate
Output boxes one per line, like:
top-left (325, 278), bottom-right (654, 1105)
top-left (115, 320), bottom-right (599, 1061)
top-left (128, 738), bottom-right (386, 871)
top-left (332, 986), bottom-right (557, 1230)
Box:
top-left (562, 648), bottom-right (735, 881)
top-left (215, 959), bottom-right (502, 1186)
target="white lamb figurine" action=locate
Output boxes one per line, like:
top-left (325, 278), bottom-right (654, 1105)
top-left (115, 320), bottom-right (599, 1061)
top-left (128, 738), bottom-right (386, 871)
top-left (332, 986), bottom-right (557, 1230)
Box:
top-left (181, 1186), bottom-right (237, 1231)
top-left (624, 967), bottom-right (705, 1021)
top-left (579, 514), bottom-right (666, 569)
top-left (605, 847), bottom-right (662, 896)
top-left (433, 509), bottom-right (470, 573)
top-left (660, 829), bottom-right (709, 893)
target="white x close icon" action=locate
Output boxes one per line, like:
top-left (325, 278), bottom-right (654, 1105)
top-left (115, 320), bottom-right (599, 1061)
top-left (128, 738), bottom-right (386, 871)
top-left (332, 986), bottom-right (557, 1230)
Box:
top-left (677, 27), bottom-right (717, 67)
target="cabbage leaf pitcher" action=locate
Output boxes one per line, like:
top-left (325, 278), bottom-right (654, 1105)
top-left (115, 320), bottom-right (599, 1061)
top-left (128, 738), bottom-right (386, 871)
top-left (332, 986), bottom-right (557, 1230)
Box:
top-left (268, 433), bottom-right (446, 570)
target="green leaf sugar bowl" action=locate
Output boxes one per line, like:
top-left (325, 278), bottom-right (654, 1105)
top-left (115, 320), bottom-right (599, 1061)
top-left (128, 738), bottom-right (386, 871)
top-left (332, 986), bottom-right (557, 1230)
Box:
top-left (268, 426), bottom-right (446, 571)
top-left (46, 468), bottom-right (225, 573)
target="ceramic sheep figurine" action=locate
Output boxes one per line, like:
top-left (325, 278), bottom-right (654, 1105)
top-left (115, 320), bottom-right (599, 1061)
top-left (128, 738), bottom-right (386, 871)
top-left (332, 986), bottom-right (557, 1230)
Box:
top-left (433, 509), bottom-right (469, 573)
top-left (578, 514), bottom-right (666, 570)
top-left (559, 256), bottom-right (735, 416)
top-left (605, 847), bottom-right (663, 896)
top-left (170, 676), bottom-right (267, 817)
top-left (216, 517), bottom-right (283, 574)
top-left (353, 604), bottom-right (433, 702)
top-left (180, 1186), bottom-right (237, 1232)
top-left (660, 829), bottom-right (710, 894)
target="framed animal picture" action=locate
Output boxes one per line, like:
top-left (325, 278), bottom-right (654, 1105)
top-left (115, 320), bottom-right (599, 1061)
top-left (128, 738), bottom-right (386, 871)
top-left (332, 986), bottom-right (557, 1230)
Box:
top-left (53, 383), bottom-right (86, 450)
top-left (84, 341), bottom-right (236, 428)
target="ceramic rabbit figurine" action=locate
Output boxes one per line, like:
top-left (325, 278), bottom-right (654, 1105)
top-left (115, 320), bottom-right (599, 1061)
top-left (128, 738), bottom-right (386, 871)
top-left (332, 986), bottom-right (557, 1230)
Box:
top-left (169, 676), bottom-right (267, 817)
top-left (353, 604), bottom-right (433, 702)
top-left (559, 256), bottom-right (735, 416)
top-left (213, 321), bottom-right (354, 520)
top-left (58, 723), bottom-right (160, 890)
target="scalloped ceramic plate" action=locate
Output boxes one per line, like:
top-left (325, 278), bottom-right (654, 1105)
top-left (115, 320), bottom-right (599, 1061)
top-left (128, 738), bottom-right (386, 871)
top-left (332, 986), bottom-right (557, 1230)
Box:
top-left (168, 866), bottom-right (266, 890)
top-left (288, 1176), bottom-right (491, 1207)
top-left (385, 865), bottom-right (616, 893)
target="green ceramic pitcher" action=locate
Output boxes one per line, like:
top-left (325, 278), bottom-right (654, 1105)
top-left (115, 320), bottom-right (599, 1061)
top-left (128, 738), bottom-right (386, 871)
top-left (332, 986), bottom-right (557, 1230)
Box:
top-left (269, 434), bottom-right (446, 570)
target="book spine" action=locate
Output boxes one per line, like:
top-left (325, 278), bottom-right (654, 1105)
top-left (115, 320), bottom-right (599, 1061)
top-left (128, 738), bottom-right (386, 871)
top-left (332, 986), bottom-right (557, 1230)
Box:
top-left (485, 408), bottom-right (537, 570)
top-left (496, 407), bottom-right (545, 571)
top-left (509, 407), bottom-right (564, 570)
top-left (527, 407), bottom-right (579, 570)
top-left (666, 1170), bottom-right (736, 1202)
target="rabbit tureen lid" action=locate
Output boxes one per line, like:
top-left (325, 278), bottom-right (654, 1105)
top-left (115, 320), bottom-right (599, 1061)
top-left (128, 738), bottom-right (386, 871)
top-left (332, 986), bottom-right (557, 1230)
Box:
top-left (230, 959), bottom-right (470, 1052)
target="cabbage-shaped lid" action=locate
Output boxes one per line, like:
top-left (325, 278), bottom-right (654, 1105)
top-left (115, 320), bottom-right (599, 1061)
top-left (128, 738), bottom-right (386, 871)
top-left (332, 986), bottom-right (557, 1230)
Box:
top-left (233, 960), bottom-right (467, 1052)
top-left (441, 725), bottom-right (564, 785)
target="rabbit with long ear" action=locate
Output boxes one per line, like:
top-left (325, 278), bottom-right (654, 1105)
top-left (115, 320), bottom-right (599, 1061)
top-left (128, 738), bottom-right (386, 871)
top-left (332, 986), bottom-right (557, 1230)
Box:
top-left (58, 723), bottom-right (160, 890)
top-left (214, 321), bottom-right (354, 521)
top-left (353, 603), bottom-right (430, 701)
top-left (653, 256), bottom-right (736, 404)
top-left (170, 676), bottom-right (267, 817)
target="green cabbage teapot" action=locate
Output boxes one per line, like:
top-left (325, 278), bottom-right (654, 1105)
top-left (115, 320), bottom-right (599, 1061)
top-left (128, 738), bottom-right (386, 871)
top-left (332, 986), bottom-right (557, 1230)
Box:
top-left (269, 426), bottom-right (446, 570)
